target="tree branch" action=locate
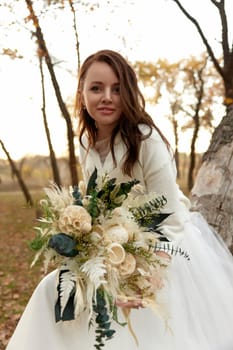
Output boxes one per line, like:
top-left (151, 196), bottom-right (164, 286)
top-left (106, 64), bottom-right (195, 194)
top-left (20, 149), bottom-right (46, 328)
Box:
top-left (216, 1), bottom-right (230, 67)
top-left (209, 0), bottom-right (222, 7)
top-left (68, 0), bottom-right (81, 71)
top-left (172, 0), bottom-right (223, 78)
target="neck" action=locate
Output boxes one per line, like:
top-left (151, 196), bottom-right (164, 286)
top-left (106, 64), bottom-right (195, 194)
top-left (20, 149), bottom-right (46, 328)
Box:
top-left (96, 128), bottom-right (112, 141)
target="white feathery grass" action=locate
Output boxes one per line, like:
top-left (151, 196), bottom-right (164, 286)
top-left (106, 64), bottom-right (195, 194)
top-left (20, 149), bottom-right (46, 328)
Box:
top-left (81, 257), bottom-right (106, 290)
top-left (30, 247), bottom-right (45, 268)
top-left (43, 183), bottom-right (74, 213)
top-left (74, 278), bottom-right (86, 318)
top-left (105, 266), bottom-right (120, 300)
top-left (43, 249), bottom-right (57, 273)
top-left (34, 226), bottom-right (53, 237)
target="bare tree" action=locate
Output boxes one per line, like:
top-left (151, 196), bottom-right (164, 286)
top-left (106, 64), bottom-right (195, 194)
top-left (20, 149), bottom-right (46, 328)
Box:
top-left (25, 0), bottom-right (79, 186)
top-left (184, 59), bottom-right (207, 190)
top-left (172, 0), bottom-right (233, 248)
top-left (135, 57), bottom-right (221, 187)
top-left (172, 0), bottom-right (233, 107)
top-left (68, 0), bottom-right (81, 71)
top-left (0, 140), bottom-right (34, 206)
top-left (38, 55), bottom-right (62, 187)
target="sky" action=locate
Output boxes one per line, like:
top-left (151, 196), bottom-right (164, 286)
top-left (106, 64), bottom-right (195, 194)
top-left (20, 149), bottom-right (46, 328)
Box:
top-left (0, 0), bottom-right (232, 160)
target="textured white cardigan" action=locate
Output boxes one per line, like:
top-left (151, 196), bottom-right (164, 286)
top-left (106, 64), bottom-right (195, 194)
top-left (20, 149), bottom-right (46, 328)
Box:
top-left (79, 124), bottom-right (191, 246)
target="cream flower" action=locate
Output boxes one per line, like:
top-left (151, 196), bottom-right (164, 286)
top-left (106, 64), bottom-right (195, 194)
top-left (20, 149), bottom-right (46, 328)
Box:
top-left (107, 243), bottom-right (126, 265)
top-left (58, 205), bottom-right (92, 236)
top-left (104, 225), bottom-right (129, 244)
top-left (110, 207), bottom-right (140, 240)
top-left (119, 253), bottom-right (136, 277)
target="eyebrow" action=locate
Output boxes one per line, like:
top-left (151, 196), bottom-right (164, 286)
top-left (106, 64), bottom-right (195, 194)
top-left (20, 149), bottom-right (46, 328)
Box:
top-left (90, 81), bottom-right (119, 85)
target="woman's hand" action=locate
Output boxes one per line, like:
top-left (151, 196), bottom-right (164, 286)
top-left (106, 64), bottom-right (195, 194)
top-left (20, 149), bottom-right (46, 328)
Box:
top-left (115, 299), bottom-right (143, 309)
top-left (156, 250), bottom-right (171, 260)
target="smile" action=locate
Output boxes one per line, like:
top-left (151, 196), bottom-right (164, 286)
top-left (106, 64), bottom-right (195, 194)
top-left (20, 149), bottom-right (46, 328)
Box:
top-left (97, 108), bottom-right (115, 115)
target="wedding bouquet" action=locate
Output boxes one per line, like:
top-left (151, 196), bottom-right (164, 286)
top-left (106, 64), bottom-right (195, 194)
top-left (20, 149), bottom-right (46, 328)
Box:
top-left (31, 168), bottom-right (172, 349)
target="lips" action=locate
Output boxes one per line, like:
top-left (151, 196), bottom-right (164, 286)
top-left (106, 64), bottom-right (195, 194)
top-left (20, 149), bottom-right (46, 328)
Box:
top-left (97, 107), bottom-right (115, 112)
top-left (97, 107), bottom-right (115, 115)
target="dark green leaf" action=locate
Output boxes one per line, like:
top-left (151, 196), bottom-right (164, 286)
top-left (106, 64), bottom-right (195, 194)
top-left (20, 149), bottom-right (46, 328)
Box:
top-left (48, 233), bottom-right (79, 257)
top-left (72, 186), bottom-right (83, 206)
top-left (87, 168), bottom-right (98, 195)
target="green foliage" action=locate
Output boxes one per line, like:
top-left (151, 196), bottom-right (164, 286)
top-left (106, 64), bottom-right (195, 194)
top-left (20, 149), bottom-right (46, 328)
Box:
top-left (123, 242), bottom-right (154, 262)
top-left (97, 178), bottom-right (140, 210)
top-left (105, 292), bottom-right (127, 327)
top-left (93, 289), bottom-right (116, 350)
top-left (86, 168), bottom-right (140, 216)
top-left (30, 234), bottom-right (48, 251)
top-left (86, 167), bottom-right (98, 195)
top-left (87, 189), bottom-right (100, 219)
top-left (130, 196), bottom-right (169, 230)
top-left (96, 176), bottom-right (139, 211)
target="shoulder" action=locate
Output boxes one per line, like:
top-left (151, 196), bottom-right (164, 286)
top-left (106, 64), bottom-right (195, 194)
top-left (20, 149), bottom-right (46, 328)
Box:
top-left (138, 123), bottom-right (168, 148)
top-left (138, 124), bottom-right (175, 173)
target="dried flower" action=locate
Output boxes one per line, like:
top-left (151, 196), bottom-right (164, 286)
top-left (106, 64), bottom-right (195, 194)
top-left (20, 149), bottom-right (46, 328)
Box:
top-left (104, 224), bottom-right (129, 244)
top-left (107, 243), bottom-right (126, 265)
top-left (119, 253), bottom-right (136, 277)
top-left (58, 205), bottom-right (92, 236)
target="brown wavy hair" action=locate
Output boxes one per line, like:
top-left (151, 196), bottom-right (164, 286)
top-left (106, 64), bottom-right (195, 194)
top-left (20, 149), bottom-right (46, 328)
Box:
top-left (76, 49), bottom-right (168, 176)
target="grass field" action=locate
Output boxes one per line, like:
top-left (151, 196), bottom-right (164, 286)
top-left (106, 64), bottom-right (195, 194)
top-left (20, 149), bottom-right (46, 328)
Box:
top-left (0, 191), bottom-right (45, 349)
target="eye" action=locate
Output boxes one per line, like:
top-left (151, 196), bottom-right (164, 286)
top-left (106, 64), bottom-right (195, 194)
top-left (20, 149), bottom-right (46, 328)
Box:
top-left (90, 85), bottom-right (101, 92)
top-left (112, 85), bottom-right (120, 94)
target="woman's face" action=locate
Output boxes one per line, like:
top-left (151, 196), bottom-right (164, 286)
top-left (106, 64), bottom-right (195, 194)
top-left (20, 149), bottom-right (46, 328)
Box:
top-left (81, 61), bottom-right (123, 139)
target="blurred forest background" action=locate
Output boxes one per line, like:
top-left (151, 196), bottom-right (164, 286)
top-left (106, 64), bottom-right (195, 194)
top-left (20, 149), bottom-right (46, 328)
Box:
top-left (1, 0), bottom-right (233, 349)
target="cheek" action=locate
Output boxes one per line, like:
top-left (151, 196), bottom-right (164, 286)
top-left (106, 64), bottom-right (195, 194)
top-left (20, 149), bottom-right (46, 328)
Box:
top-left (83, 93), bottom-right (98, 108)
top-left (114, 96), bottom-right (122, 108)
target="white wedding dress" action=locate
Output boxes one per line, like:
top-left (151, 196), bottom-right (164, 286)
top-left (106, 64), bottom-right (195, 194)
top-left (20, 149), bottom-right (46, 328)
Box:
top-left (6, 127), bottom-right (233, 350)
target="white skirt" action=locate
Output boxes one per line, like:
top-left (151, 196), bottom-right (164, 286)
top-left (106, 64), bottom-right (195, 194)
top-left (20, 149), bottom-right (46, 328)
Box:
top-left (6, 212), bottom-right (233, 350)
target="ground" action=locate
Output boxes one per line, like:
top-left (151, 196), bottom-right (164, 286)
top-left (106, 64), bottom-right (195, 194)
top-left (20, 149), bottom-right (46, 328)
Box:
top-left (0, 192), bottom-right (44, 349)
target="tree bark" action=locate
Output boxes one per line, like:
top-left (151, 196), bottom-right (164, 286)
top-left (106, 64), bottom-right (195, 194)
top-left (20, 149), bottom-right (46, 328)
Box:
top-left (172, 0), bottom-right (233, 249)
top-left (191, 106), bottom-right (233, 250)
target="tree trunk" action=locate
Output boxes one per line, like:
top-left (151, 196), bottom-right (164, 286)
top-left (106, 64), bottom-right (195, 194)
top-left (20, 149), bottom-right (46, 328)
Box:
top-left (39, 56), bottom-right (62, 187)
top-left (188, 117), bottom-right (198, 191)
top-left (0, 140), bottom-right (34, 206)
top-left (191, 106), bottom-right (233, 251)
top-left (173, 119), bottom-right (180, 178)
top-left (25, 0), bottom-right (79, 186)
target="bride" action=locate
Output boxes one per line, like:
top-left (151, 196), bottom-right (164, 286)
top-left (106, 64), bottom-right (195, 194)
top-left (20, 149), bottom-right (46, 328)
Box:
top-left (6, 49), bottom-right (233, 350)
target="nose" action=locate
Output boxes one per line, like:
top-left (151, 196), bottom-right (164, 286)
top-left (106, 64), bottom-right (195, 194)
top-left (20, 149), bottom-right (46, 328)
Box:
top-left (101, 88), bottom-right (112, 103)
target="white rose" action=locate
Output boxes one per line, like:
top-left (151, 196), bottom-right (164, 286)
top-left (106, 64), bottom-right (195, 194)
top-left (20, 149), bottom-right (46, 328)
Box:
top-left (58, 205), bottom-right (92, 237)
